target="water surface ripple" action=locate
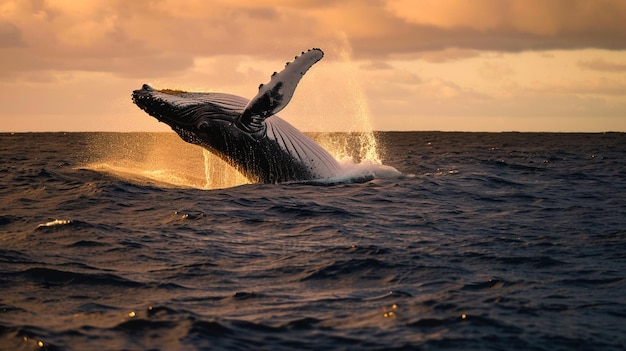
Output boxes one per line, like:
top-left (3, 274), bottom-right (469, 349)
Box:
top-left (1, 132), bottom-right (625, 350)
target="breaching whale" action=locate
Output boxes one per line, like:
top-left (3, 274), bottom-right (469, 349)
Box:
top-left (132, 48), bottom-right (341, 183)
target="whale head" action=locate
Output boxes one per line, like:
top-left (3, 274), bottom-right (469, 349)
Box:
top-left (132, 84), bottom-right (254, 144)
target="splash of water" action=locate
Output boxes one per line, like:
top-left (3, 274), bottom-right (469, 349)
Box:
top-left (83, 133), bottom-right (251, 189)
top-left (202, 149), bottom-right (250, 189)
top-left (313, 34), bottom-right (383, 164)
top-left (85, 133), bottom-right (205, 189)
top-left (85, 129), bottom-right (393, 190)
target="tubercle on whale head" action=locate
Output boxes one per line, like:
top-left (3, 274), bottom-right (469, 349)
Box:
top-left (158, 88), bottom-right (189, 95)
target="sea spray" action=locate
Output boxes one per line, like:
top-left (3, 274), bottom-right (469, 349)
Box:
top-left (202, 149), bottom-right (250, 189)
top-left (311, 33), bottom-right (383, 164)
top-left (84, 133), bottom-right (209, 189)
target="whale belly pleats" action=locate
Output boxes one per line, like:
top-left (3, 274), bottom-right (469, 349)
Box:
top-left (265, 116), bottom-right (340, 179)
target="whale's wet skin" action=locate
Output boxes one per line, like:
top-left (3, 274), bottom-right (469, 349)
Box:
top-left (132, 48), bottom-right (343, 184)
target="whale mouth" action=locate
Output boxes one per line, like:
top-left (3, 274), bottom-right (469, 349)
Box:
top-left (132, 84), bottom-right (176, 124)
top-left (132, 84), bottom-right (212, 129)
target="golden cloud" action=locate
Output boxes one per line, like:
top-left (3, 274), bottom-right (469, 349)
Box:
top-left (385, 0), bottom-right (626, 36)
top-left (578, 58), bottom-right (626, 72)
top-left (1, 0), bottom-right (626, 78)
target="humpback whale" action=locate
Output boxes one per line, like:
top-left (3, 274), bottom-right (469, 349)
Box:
top-left (132, 48), bottom-right (341, 184)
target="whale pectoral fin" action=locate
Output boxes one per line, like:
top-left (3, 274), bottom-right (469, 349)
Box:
top-left (238, 48), bottom-right (324, 132)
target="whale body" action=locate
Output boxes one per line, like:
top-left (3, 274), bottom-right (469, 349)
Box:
top-left (132, 48), bottom-right (340, 183)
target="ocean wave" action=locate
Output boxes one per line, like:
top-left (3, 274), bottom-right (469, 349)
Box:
top-left (299, 258), bottom-right (401, 282)
top-left (12, 267), bottom-right (143, 288)
top-left (2, 132), bottom-right (626, 351)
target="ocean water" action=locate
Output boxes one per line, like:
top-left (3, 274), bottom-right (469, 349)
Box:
top-left (1, 131), bottom-right (625, 350)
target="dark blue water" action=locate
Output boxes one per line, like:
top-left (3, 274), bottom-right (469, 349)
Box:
top-left (1, 132), bottom-right (625, 350)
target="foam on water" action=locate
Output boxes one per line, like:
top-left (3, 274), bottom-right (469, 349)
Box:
top-left (37, 219), bottom-right (72, 228)
top-left (311, 158), bottom-right (402, 184)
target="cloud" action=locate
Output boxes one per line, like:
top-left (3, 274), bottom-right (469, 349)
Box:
top-left (578, 58), bottom-right (626, 72)
top-left (354, 0), bottom-right (626, 56)
top-left (2, 0), bottom-right (626, 80)
top-left (0, 21), bottom-right (24, 48)
top-left (478, 62), bottom-right (516, 81)
top-left (384, 0), bottom-right (626, 36)
top-left (357, 51), bottom-right (626, 126)
top-left (0, 0), bottom-right (328, 79)
top-left (360, 61), bottom-right (394, 71)
top-left (534, 77), bottom-right (626, 96)
top-left (308, 1), bottom-right (625, 57)
top-left (1, 0), bottom-right (625, 133)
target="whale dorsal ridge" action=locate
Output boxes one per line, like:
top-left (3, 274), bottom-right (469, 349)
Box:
top-left (238, 48), bottom-right (324, 132)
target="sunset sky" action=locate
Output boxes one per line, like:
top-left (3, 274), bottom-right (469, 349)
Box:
top-left (1, 0), bottom-right (626, 132)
